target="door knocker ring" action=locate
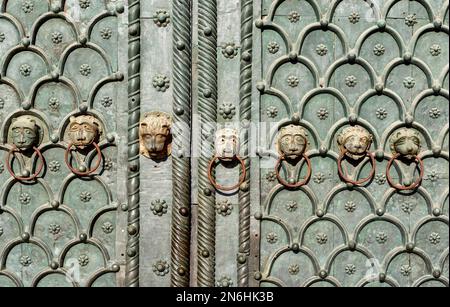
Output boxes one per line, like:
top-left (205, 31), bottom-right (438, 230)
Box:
top-left (64, 142), bottom-right (103, 176)
top-left (337, 149), bottom-right (376, 186)
top-left (6, 146), bottom-right (45, 181)
top-left (207, 155), bottom-right (246, 192)
top-left (275, 153), bottom-right (312, 188)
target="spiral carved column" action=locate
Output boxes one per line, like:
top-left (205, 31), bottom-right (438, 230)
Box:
top-left (126, 0), bottom-right (141, 287)
top-left (197, 0), bottom-right (218, 287)
top-left (238, 0), bottom-right (253, 288)
top-left (171, 0), bottom-right (193, 288)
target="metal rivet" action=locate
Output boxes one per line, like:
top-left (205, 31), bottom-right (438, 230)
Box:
top-left (377, 20), bottom-right (386, 30)
top-left (176, 41), bottom-right (186, 51)
top-left (346, 182), bottom-right (354, 190)
top-left (21, 38), bottom-right (30, 47)
top-left (106, 133), bottom-right (115, 143)
top-left (291, 113), bottom-right (300, 123)
top-left (240, 182), bottom-right (250, 192)
top-left (319, 146), bottom-right (327, 156)
top-left (174, 107), bottom-right (184, 115)
top-left (202, 250), bottom-right (210, 258)
top-left (405, 114), bottom-right (414, 126)
top-left (291, 243), bottom-right (300, 253)
top-left (121, 203), bottom-right (128, 211)
top-left (434, 19), bottom-right (442, 30)
top-left (127, 225), bottom-right (137, 236)
top-left (79, 103), bottom-right (88, 113)
top-left (379, 273), bottom-right (386, 282)
top-left (432, 208), bottom-right (441, 217)
top-left (376, 208), bottom-right (384, 216)
top-left (347, 50), bottom-right (357, 64)
top-left (348, 240), bottom-right (356, 251)
top-left (127, 248), bottom-right (137, 257)
top-left (112, 264), bottom-right (120, 272)
top-left (375, 83), bottom-right (384, 94)
top-left (316, 209), bottom-right (324, 218)
top-left (237, 255), bottom-right (247, 264)
top-left (320, 19), bottom-right (328, 30)
top-left (129, 164), bottom-right (138, 172)
top-left (349, 113), bottom-right (358, 124)
top-left (21, 101), bottom-right (31, 110)
top-left (179, 207), bottom-right (189, 217)
top-left (21, 232), bottom-right (30, 242)
top-left (115, 3), bottom-right (125, 14)
top-left (51, 200), bottom-right (60, 208)
top-left (21, 169), bottom-right (30, 178)
top-left (254, 272), bottom-right (262, 280)
top-left (255, 20), bottom-right (264, 29)
top-left (51, 71), bottom-right (59, 80)
top-left (203, 27), bottom-right (212, 36)
top-left (319, 270), bottom-right (328, 279)
top-left (177, 267), bottom-right (186, 276)
top-left (432, 84), bottom-right (441, 95)
top-left (50, 261), bottom-right (59, 270)
top-left (78, 165), bottom-right (87, 173)
top-left (256, 82), bottom-right (265, 92)
top-left (433, 269), bottom-right (441, 278)
top-left (203, 89), bottom-right (212, 98)
top-left (289, 51), bottom-right (298, 62)
top-left (288, 178), bottom-right (296, 185)
top-left (79, 233), bottom-right (87, 242)
top-left (51, 4), bottom-right (61, 13)
top-left (254, 212), bottom-right (262, 220)
top-left (406, 243), bottom-right (415, 252)
top-left (80, 36), bottom-right (88, 45)
top-left (242, 51), bottom-right (252, 62)
top-left (376, 150), bottom-right (384, 161)
top-left (203, 188), bottom-right (212, 196)
top-left (403, 52), bottom-right (412, 64)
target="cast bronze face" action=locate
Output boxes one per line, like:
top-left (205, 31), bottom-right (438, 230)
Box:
top-left (337, 126), bottom-right (373, 160)
top-left (10, 115), bottom-right (40, 152)
top-left (390, 128), bottom-right (421, 160)
top-left (277, 124), bottom-right (308, 160)
top-left (140, 111), bottom-right (172, 160)
top-left (215, 128), bottom-right (239, 161)
top-left (67, 115), bottom-right (101, 150)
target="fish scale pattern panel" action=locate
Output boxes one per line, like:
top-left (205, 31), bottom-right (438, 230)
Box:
top-left (256, 0), bottom-right (449, 287)
top-left (0, 0), bottom-right (127, 287)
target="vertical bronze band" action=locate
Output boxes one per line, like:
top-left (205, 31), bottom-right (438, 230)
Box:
top-left (197, 0), bottom-right (218, 287)
top-left (171, 0), bottom-right (192, 287)
top-left (238, 0), bottom-right (253, 287)
top-left (126, 0), bottom-right (141, 287)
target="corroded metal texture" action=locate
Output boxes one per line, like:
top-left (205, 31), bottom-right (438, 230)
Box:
top-left (171, 0), bottom-right (192, 288)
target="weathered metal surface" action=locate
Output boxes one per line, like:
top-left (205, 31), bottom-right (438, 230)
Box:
top-left (0, 0), bottom-right (128, 287)
top-left (254, 0), bottom-right (449, 287)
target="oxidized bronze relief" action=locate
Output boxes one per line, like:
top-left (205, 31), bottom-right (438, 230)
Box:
top-left (139, 111), bottom-right (172, 160)
top-left (275, 124), bottom-right (311, 188)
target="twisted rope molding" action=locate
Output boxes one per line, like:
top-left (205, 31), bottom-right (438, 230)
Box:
top-left (126, 0), bottom-right (140, 287)
top-left (238, 0), bottom-right (253, 288)
top-left (197, 0), bottom-right (218, 287)
top-left (171, 0), bottom-right (192, 287)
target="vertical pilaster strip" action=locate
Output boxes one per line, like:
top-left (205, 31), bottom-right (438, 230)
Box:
top-left (126, 0), bottom-right (140, 287)
top-left (171, 0), bottom-right (192, 288)
top-left (238, 0), bottom-right (253, 287)
top-left (197, 0), bottom-right (218, 287)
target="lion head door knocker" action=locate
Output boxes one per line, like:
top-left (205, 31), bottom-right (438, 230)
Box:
top-left (139, 112), bottom-right (172, 160)
top-left (275, 124), bottom-right (312, 188)
top-left (6, 115), bottom-right (45, 181)
top-left (386, 128), bottom-right (424, 190)
top-left (337, 125), bottom-right (376, 186)
top-left (65, 115), bottom-right (103, 176)
top-left (208, 128), bottom-right (246, 192)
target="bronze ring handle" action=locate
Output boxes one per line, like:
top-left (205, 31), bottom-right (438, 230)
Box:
top-left (208, 155), bottom-right (246, 192)
top-left (64, 142), bottom-right (102, 176)
top-left (6, 146), bottom-right (44, 181)
top-left (386, 153), bottom-right (424, 191)
top-left (337, 150), bottom-right (376, 186)
top-left (275, 154), bottom-right (312, 188)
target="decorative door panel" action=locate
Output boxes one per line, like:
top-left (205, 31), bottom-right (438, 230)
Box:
top-left (252, 0), bottom-right (449, 287)
top-left (0, 0), bottom-right (128, 287)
